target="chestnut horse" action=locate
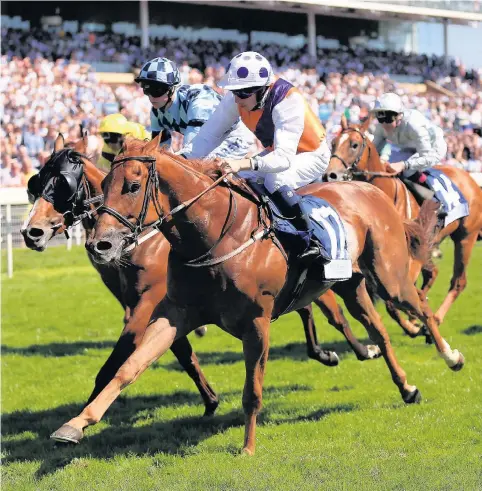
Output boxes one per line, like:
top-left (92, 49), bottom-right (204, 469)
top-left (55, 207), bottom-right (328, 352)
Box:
top-left (327, 116), bottom-right (482, 328)
top-left (22, 136), bottom-right (378, 443)
top-left (54, 137), bottom-right (464, 455)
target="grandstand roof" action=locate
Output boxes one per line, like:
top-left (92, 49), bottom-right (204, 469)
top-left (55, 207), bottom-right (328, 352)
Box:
top-left (174, 0), bottom-right (482, 25)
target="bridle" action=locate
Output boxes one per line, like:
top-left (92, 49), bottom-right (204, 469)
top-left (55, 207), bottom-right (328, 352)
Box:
top-left (27, 149), bottom-right (104, 233)
top-left (330, 127), bottom-right (399, 182)
top-left (329, 127), bottom-right (370, 181)
top-left (99, 154), bottom-right (261, 266)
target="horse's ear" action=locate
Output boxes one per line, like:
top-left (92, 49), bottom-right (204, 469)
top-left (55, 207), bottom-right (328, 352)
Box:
top-left (74, 135), bottom-right (87, 154)
top-left (54, 134), bottom-right (65, 152)
top-left (143, 134), bottom-right (161, 154)
top-left (360, 115), bottom-right (371, 134)
top-left (341, 114), bottom-right (348, 130)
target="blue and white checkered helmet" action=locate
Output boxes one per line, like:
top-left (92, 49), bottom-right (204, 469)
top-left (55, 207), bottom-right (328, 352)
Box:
top-left (135, 57), bottom-right (181, 86)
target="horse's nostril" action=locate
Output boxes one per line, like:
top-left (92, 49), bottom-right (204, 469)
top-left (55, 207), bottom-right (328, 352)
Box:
top-left (96, 240), bottom-right (113, 252)
top-left (29, 228), bottom-right (45, 238)
top-left (329, 173), bottom-right (338, 181)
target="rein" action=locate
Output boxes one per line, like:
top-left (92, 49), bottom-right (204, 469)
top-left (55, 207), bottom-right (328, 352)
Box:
top-left (101, 154), bottom-right (269, 266)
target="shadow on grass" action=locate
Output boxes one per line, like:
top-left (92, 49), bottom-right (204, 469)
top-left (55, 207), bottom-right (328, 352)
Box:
top-left (462, 325), bottom-right (482, 336)
top-left (1, 384), bottom-right (353, 479)
top-left (1, 341), bottom-right (116, 357)
top-left (158, 339), bottom-right (366, 371)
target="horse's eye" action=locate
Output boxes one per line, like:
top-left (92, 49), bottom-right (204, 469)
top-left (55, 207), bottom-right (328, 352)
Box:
top-left (352, 143), bottom-right (359, 150)
top-left (129, 182), bottom-right (141, 193)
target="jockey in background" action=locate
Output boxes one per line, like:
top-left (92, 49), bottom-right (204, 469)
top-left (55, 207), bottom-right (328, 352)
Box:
top-left (135, 57), bottom-right (253, 157)
top-left (370, 92), bottom-right (448, 204)
top-left (98, 113), bottom-right (150, 169)
top-left (183, 52), bottom-right (331, 260)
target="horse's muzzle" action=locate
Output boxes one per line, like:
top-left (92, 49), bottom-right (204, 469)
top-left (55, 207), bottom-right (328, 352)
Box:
top-left (21, 225), bottom-right (55, 251)
top-left (85, 234), bottom-right (123, 263)
top-left (326, 171), bottom-right (345, 182)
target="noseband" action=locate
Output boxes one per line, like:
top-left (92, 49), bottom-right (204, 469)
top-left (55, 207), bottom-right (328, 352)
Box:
top-left (330, 128), bottom-right (369, 181)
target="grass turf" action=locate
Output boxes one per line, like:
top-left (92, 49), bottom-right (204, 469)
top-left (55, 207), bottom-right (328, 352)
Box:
top-left (2, 242), bottom-right (481, 490)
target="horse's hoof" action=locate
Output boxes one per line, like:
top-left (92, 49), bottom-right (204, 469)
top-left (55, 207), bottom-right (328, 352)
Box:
top-left (195, 326), bottom-right (208, 337)
top-left (450, 352), bottom-right (465, 372)
top-left (50, 424), bottom-right (83, 444)
top-left (203, 400), bottom-right (219, 418)
top-left (403, 388), bottom-right (422, 404)
top-left (241, 447), bottom-right (255, 456)
top-left (366, 345), bottom-right (382, 359)
top-left (310, 349), bottom-right (339, 366)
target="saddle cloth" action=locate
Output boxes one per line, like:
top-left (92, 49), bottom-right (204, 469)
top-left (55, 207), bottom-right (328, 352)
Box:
top-left (423, 169), bottom-right (469, 227)
top-left (247, 180), bottom-right (352, 280)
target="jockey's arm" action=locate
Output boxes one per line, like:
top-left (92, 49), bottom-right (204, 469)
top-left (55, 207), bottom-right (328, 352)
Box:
top-left (254, 91), bottom-right (304, 173)
top-left (182, 92), bottom-right (222, 146)
top-left (183, 92), bottom-right (241, 158)
top-left (405, 124), bottom-right (443, 171)
top-left (150, 110), bottom-right (171, 147)
top-left (372, 124), bottom-right (387, 157)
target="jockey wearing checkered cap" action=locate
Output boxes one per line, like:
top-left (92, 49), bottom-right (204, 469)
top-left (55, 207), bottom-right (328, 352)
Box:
top-left (182, 52), bottom-right (331, 261)
top-left (135, 57), bottom-right (253, 158)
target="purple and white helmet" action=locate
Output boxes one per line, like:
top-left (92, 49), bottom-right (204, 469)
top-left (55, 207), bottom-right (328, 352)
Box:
top-left (219, 52), bottom-right (274, 90)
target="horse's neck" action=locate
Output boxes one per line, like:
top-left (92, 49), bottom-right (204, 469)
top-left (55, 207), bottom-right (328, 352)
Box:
top-left (155, 157), bottom-right (256, 258)
top-left (83, 160), bottom-right (105, 196)
top-left (82, 160), bottom-right (105, 231)
top-left (365, 141), bottom-right (399, 200)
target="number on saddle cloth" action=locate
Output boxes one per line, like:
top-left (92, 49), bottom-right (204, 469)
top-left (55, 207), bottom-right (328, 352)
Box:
top-left (422, 169), bottom-right (469, 227)
top-left (245, 179), bottom-right (352, 280)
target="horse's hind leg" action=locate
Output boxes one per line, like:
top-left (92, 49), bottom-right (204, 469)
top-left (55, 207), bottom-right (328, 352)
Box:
top-left (313, 291), bottom-right (381, 361)
top-left (335, 276), bottom-right (420, 403)
top-left (420, 260), bottom-right (439, 296)
top-left (392, 278), bottom-right (465, 371)
top-left (385, 301), bottom-right (423, 338)
top-left (296, 302), bottom-right (339, 366)
top-left (435, 232), bottom-right (478, 325)
top-left (50, 299), bottom-right (201, 444)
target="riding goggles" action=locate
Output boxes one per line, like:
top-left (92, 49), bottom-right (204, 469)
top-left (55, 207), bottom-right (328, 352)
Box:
top-left (376, 111), bottom-right (399, 124)
top-left (141, 82), bottom-right (170, 98)
top-left (101, 132), bottom-right (124, 144)
top-left (231, 86), bottom-right (265, 99)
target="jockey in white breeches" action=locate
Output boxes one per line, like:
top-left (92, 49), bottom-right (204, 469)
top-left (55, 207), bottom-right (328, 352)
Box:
top-left (182, 51), bottom-right (331, 260)
top-left (371, 92), bottom-right (448, 177)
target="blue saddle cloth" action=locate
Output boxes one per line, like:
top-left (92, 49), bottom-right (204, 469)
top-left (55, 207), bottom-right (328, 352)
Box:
top-left (423, 169), bottom-right (469, 226)
top-left (254, 190), bottom-right (350, 261)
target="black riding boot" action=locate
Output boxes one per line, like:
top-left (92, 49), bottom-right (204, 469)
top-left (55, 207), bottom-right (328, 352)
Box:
top-left (270, 185), bottom-right (322, 261)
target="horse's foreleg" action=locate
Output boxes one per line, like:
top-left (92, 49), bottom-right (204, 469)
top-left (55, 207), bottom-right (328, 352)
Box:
top-left (50, 299), bottom-right (191, 444)
top-left (314, 291), bottom-right (381, 361)
top-left (169, 336), bottom-right (219, 416)
top-left (435, 233), bottom-right (477, 325)
top-left (337, 276), bottom-right (421, 404)
top-left (241, 316), bottom-right (270, 456)
top-left (295, 302), bottom-right (339, 366)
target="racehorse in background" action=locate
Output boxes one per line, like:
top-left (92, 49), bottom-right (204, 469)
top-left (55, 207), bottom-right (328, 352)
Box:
top-left (56, 136), bottom-right (464, 455)
top-left (327, 115), bottom-right (482, 329)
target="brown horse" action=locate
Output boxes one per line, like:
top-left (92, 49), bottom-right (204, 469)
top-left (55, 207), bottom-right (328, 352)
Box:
top-left (53, 136), bottom-right (464, 455)
top-left (21, 135), bottom-right (219, 432)
top-left (327, 116), bottom-right (482, 327)
top-left (22, 135), bottom-right (376, 443)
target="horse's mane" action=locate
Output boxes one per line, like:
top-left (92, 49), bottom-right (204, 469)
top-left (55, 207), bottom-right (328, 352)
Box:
top-left (123, 138), bottom-right (226, 182)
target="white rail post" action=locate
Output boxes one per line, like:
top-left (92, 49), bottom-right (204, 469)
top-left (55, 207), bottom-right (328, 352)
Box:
top-left (7, 204), bottom-right (13, 278)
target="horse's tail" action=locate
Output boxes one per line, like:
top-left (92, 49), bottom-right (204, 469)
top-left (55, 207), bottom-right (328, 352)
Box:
top-left (403, 200), bottom-right (439, 264)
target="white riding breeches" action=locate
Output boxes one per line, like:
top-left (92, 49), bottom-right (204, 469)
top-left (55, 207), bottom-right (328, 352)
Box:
top-left (238, 139), bottom-right (331, 192)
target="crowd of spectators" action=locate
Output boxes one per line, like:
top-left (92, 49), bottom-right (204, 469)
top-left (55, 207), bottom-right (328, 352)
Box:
top-left (1, 28), bottom-right (481, 187)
